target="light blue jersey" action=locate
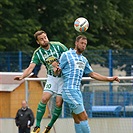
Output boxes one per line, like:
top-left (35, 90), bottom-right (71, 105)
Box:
top-left (59, 49), bottom-right (93, 90)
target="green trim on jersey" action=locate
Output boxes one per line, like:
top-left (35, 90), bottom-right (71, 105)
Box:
top-left (31, 41), bottom-right (68, 76)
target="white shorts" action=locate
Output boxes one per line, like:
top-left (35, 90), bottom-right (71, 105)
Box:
top-left (44, 75), bottom-right (64, 95)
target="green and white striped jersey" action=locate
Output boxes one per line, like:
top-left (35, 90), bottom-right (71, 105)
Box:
top-left (31, 41), bottom-right (68, 76)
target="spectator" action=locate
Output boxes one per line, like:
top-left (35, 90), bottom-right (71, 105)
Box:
top-left (15, 100), bottom-right (35, 133)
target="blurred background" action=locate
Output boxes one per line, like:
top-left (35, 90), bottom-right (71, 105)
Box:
top-left (0, 0), bottom-right (133, 133)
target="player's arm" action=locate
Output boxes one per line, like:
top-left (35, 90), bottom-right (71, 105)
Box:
top-left (89, 72), bottom-right (120, 82)
top-left (53, 52), bottom-right (67, 76)
top-left (14, 63), bottom-right (36, 80)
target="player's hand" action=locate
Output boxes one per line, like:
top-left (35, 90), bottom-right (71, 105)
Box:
top-left (52, 61), bottom-right (59, 68)
top-left (53, 67), bottom-right (61, 76)
top-left (14, 76), bottom-right (23, 81)
top-left (110, 76), bottom-right (120, 82)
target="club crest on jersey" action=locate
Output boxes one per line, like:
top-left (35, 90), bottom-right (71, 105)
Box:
top-left (46, 56), bottom-right (57, 65)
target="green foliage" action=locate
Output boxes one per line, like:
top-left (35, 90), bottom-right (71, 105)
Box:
top-left (37, 0), bottom-right (88, 48)
top-left (0, 0), bottom-right (133, 74)
top-left (0, 0), bottom-right (41, 51)
top-left (0, 0), bottom-right (133, 51)
top-left (80, 0), bottom-right (133, 50)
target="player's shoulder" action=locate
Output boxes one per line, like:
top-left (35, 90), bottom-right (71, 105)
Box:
top-left (61, 49), bottom-right (73, 58)
top-left (33, 46), bottom-right (41, 54)
top-left (81, 55), bottom-right (89, 64)
top-left (82, 54), bottom-right (88, 60)
top-left (82, 54), bottom-right (87, 59)
top-left (50, 41), bottom-right (64, 46)
top-left (62, 49), bottom-right (70, 54)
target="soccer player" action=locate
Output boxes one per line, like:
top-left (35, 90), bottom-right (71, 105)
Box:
top-left (54, 35), bottom-right (120, 133)
top-left (14, 30), bottom-right (68, 133)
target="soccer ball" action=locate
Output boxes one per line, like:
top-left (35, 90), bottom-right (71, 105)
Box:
top-left (74, 17), bottom-right (89, 32)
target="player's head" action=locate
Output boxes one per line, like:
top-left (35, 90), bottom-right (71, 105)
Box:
top-left (34, 30), bottom-right (49, 48)
top-left (75, 35), bottom-right (87, 54)
top-left (21, 100), bottom-right (28, 109)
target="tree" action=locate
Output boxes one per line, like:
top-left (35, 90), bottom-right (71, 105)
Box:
top-left (81, 0), bottom-right (133, 75)
top-left (78, 0), bottom-right (133, 50)
top-left (0, 0), bottom-right (41, 51)
top-left (34, 0), bottom-right (94, 48)
top-left (1, 0), bottom-right (133, 51)
top-left (0, 0), bottom-right (133, 75)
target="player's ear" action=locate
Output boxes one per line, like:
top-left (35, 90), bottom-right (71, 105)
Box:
top-left (75, 41), bottom-right (77, 47)
top-left (36, 40), bottom-right (39, 45)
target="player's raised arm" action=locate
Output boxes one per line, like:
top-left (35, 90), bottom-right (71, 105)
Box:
top-left (89, 72), bottom-right (120, 82)
top-left (14, 63), bottom-right (36, 81)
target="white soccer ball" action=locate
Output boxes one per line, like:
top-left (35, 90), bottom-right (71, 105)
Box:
top-left (74, 17), bottom-right (89, 32)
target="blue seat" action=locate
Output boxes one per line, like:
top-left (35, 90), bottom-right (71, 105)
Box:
top-left (90, 106), bottom-right (122, 117)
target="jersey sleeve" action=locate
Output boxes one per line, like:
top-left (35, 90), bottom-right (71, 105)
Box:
top-left (30, 51), bottom-right (40, 65)
top-left (84, 61), bottom-right (93, 75)
top-left (58, 42), bottom-right (68, 52)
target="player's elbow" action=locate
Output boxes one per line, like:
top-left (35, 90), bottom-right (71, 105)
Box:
top-left (89, 72), bottom-right (95, 78)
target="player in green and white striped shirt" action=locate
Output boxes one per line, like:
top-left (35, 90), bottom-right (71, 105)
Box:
top-left (14, 30), bottom-right (68, 133)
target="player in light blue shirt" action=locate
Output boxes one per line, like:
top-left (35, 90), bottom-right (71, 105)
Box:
top-left (60, 48), bottom-right (93, 91)
top-left (54, 35), bottom-right (120, 133)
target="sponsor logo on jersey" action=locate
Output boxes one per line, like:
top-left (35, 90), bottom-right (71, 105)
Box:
top-left (46, 56), bottom-right (57, 65)
top-left (75, 61), bottom-right (85, 70)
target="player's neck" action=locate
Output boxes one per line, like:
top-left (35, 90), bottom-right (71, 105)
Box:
top-left (74, 48), bottom-right (82, 55)
top-left (42, 44), bottom-right (50, 50)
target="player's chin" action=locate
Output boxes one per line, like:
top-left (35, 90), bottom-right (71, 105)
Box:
top-left (80, 49), bottom-right (85, 53)
top-left (42, 43), bottom-right (49, 47)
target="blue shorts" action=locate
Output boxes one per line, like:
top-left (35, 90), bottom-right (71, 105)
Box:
top-left (62, 89), bottom-right (85, 114)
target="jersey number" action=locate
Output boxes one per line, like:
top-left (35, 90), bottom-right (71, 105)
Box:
top-left (46, 84), bottom-right (51, 89)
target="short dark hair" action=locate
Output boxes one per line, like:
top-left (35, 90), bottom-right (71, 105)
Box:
top-left (34, 30), bottom-right (46, 40)
top-left (76, 35), bottom-right (87, 42)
